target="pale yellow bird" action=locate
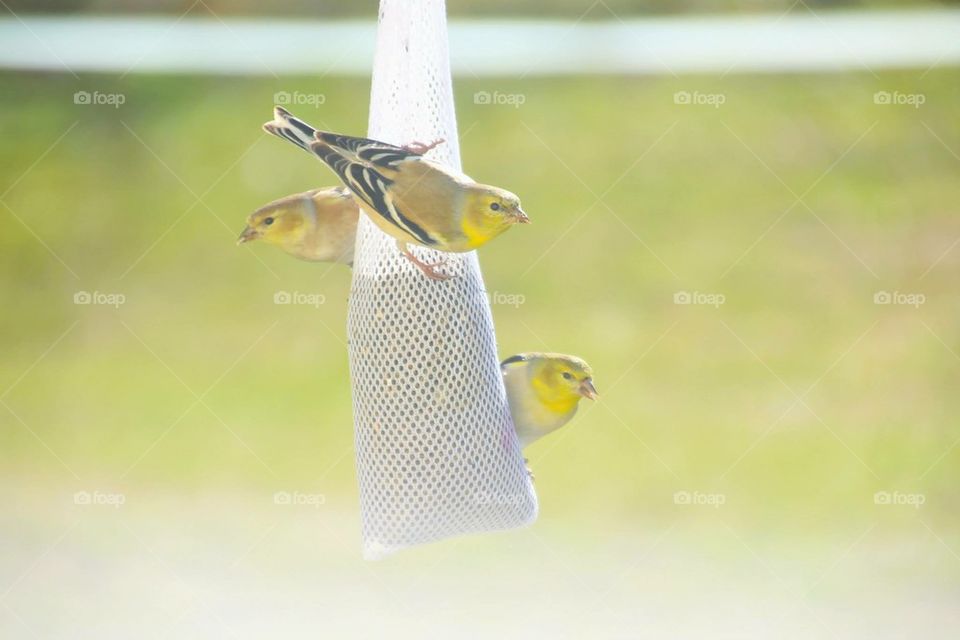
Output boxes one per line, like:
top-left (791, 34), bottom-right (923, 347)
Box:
top-left (263, 106), bottom-right (529, 279)
top-left (501, 352), bottom-right (598, 449)
top-left (237, 187), bottom-right (358, 265)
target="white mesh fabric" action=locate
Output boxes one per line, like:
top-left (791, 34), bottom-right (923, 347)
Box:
top-left (347, 0), bottom-right (538, 560)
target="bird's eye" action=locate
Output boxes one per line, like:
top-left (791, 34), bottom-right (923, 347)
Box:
top-left (264, 217), bottom-right (274, 226)
top-left (490, 202), bottom-right (501, 211)
top-left (562, 372), bottom-right (573, 380)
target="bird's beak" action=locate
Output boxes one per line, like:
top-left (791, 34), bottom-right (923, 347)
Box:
top-left (236, 225), bottom-right (259, 245)
top-left (578, 378), bottom-right (599, 400)
top-left (513, 207), bottom-right (531, 224)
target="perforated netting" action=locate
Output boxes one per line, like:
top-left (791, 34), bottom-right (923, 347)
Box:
top-left (347, 0), bottom-right (538, 560)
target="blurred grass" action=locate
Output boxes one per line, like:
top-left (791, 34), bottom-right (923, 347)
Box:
top-left (1, 69), bottom-right (958, 541)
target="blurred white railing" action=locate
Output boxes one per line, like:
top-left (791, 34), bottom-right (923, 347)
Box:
top-left (1, 10), bottom-right (958, 75)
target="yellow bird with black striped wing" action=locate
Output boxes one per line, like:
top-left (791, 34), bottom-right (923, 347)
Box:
top-left (263, 106), bottom-right (529, 279)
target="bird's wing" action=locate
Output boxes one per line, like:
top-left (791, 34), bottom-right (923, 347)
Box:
top-left (312, 131), bottom-right (425, 175)
top-left (500, 354), bottom-right (530, 371)
top-left (309, 140), bottom-right (441, 247)
top-left (263, 107), bottom-right (448, 247)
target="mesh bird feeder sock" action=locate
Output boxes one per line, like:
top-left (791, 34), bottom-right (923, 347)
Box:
top-left (347, 0), bottom-right (538, 560)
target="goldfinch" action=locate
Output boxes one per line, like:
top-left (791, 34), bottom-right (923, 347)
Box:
top-left (501, 353), bottom-right (598, 449)
top-left (237, 187), bottom-right (358, 265)
top-left (262, 106), bottom-right (530, 279)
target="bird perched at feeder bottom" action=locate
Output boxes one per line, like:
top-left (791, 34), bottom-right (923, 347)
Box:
top-left (262, 106), bottom-right (530, 280)
top-left (237, 187), bottom-right (359, 265)
top-left (501, 353), bottom-right (598, 449)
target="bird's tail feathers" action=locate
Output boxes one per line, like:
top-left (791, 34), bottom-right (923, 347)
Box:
top-left (263, 106), bottom-right (317, 153)
top-left (263, 107), bottom-right (360, 177)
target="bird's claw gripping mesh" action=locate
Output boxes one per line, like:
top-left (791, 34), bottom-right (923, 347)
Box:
top-left (347, 0), bottom-right (538, 560)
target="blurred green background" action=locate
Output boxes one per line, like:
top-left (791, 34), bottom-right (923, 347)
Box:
top-left (1, 5), bottom-right (959, 638)
top-left (3, 69), bottom-right (957, 522)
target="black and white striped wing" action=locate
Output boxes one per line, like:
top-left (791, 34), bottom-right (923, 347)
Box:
top-left (310, 142), bottom-right (438, 247)
top-left (314, 131), bottom-right (422, 172)
top-left (264, 108), bottom-right (422, 170)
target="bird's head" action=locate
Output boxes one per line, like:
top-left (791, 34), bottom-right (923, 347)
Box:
top-left (237, 196), bottom-right (310, 248)
top-left (462, 185), bottom-right (529, 246)
top-left (527, 353), bottom-right (598, 408)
